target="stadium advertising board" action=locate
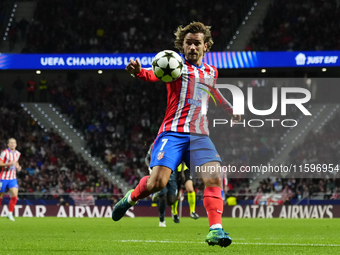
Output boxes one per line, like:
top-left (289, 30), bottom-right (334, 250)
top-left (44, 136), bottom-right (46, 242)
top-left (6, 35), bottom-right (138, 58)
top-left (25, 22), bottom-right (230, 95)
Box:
top-left (1, 205), bottom-right (339, 219)
top-left (0, 51), bottom-right (339, 69)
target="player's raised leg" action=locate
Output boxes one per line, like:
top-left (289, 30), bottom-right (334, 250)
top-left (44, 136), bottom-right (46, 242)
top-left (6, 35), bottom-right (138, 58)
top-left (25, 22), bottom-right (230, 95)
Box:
top-left (201, 162), bottom-right (232, 247)
top-left (112, 166), bottom-right (172, 221)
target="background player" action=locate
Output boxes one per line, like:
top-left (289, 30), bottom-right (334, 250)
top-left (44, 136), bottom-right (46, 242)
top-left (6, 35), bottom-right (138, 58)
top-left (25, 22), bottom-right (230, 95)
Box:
top-left (112, 22), bottom-right (241, 247)
top-left (171, 162), bottom-right (199, 223)
top-left (0, 138), bottom-right (22, 221)
top-left (145, 143), bottom-right (177, 227)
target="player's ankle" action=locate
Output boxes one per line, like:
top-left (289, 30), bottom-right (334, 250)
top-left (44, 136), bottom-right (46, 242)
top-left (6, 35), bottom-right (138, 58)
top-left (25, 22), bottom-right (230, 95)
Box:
top-left (210, 224), bottom-right (222, 229)
top-left (127, 193), bottom-right (137, 205)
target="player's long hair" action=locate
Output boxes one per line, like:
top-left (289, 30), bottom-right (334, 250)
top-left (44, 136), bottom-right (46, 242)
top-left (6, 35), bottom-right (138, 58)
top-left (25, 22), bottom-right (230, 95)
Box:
top-left (174, 21), bottom-right (214, 54)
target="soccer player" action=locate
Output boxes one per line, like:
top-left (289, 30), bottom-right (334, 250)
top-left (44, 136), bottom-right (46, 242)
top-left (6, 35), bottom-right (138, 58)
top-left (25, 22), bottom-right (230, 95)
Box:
top-left (112, 22), bottom-right (241, 247)
top-left (0, 138), bottom-right (22, 221)
top-left (145, 143), bottom-right (177, 227)
top-left (171, 162), bottom-right (199, 223)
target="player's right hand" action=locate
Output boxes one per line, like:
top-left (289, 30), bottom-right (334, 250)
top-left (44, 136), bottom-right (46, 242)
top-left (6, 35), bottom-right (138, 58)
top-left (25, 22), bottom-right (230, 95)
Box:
top-left (125, 59), bottom-right (141, 75)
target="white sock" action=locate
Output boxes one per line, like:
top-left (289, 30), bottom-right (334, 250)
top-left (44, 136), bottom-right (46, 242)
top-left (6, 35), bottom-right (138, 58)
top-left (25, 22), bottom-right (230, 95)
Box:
top-left (210, 224), bottom-right (222, 229)
top-left (8, 212), bottom-right (13, 216)
top-left (127, 193), bottom-right (136, 205)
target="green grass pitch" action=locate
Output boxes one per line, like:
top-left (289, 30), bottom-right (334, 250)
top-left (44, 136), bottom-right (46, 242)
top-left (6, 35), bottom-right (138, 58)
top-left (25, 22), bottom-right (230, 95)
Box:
top-left (1, 217), bottom-right (340, 255)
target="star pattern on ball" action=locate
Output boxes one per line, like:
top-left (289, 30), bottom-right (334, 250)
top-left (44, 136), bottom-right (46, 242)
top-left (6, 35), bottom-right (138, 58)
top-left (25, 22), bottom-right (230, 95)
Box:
top-left (164, 52), bottom-right (174, 61)
top-left (162, 63), bottom-right (175, 77)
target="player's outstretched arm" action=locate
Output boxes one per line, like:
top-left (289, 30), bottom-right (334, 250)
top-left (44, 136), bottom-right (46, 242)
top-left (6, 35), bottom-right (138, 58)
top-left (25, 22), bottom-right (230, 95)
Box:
top-left (126, 59), bottom-right (159, 82)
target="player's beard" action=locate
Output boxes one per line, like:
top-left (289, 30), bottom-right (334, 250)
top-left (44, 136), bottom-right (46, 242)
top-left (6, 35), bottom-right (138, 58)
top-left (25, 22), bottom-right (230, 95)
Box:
top-left (187, 52), bottom-right (201, 64)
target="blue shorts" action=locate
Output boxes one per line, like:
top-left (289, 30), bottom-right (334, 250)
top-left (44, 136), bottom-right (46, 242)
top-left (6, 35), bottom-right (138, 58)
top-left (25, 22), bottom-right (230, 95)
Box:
top-left (158, 171), bottom-right (178, 196)
top-left (150, 131), bottom-right (222, 172)
top-left (0, 179), bottom-right (19, 193)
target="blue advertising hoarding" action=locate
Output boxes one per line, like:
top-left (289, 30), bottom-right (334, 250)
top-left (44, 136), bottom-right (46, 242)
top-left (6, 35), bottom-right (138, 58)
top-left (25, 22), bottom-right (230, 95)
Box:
top-left (0, 51), bottom-right (339, 70)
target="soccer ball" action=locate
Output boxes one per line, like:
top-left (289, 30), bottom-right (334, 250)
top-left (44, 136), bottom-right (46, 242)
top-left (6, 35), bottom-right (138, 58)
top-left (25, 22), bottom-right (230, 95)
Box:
top-left (152, 50), bottom-right (184, 82)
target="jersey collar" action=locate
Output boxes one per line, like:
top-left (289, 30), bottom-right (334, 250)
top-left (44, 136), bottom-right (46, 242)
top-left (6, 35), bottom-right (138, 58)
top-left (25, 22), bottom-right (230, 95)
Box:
top-left (185, 59), bottom-right (204, 69)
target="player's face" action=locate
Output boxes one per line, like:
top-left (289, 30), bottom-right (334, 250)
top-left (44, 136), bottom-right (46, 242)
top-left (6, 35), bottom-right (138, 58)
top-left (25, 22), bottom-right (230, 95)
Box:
top-left (8, 139), bottom-right (17, 150)
top-left (183, 33), bottom-right (207, 66)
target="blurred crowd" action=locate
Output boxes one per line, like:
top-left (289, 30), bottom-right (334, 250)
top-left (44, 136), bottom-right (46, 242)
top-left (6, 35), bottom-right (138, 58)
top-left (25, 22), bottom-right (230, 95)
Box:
top-left (247, 0), bottom-right (340, 51)
top-left (22, 0), bottom-right (253, 53)
top-left (253, 177), bottom-right (340, 202)
top-left (0, 93), bottom-right (123, 202)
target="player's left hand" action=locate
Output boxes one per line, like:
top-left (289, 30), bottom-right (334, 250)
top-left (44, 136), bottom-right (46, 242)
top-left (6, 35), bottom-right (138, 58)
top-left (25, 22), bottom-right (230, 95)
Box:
top-left (16, 165), bottom-right (22, 171)
top-left (231, 114), bottom-right (241, 122)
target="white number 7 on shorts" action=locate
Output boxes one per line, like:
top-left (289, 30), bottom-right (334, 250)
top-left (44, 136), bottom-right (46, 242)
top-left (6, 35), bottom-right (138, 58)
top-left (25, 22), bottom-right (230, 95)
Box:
top-left (160, 139), bottom-right (168, 151)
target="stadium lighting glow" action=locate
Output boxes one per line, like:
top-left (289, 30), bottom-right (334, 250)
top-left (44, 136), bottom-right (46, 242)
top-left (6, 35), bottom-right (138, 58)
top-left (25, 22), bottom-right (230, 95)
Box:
top-left (322, 68), bottom-right (327, 72)
top-left (36, 70), bottom-right (41, 74)
top-left (98, 70), bottom-right (103, 74)
top-left (261, 69), bottom-right (266, 73)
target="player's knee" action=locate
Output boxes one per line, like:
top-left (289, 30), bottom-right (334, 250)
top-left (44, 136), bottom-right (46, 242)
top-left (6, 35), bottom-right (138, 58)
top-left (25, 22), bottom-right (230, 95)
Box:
top-left (167, 195), bottom-right (177, 206)
top-left (203, 178), bottom-right (221, 187)
top-left (159, 195), bottom-right (166, 205)
top-left (148, 179), bottom-right (167, 192)
top-left (186, 188), bottom-right (194, 193)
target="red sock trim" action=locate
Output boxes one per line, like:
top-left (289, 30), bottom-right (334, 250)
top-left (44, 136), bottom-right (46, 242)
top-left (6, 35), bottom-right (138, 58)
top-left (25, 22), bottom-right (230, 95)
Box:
top-left (131, 176), bottom-right (151, 201)
top-left (9, 197), bottom-right (18, 212)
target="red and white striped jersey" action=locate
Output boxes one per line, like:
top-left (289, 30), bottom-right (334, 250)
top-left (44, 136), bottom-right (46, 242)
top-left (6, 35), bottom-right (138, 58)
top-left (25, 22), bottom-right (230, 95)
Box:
top-left (136, 59), bottom-right (233, 136)
top-left (0, 148), bottom-right (21, 180)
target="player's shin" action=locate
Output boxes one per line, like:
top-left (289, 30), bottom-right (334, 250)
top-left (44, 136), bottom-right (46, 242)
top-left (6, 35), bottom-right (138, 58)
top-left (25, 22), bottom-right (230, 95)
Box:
top-left (158, 195), bottom-right (166, 222)
top-left (172, 200), bottom-right (178, 215)
top-left (8, 197), bottom-right (18, 213)
top-left (130, 176), bottom-right (151, 202)
top-left (188, 191), bottom-right (196, 214)
top-left (203, 187), bottom-right (223, 229)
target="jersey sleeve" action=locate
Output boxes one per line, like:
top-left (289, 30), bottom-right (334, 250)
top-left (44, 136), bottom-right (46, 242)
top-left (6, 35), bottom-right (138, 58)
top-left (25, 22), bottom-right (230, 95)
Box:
top-left (135, 68), bottom-right (159, 82)
top-left (208, 66), bottom-right (233, 115)
top-left (0, 151), bottom-right (5, 162)
top-left (213, 88), bottom-right (233, 115)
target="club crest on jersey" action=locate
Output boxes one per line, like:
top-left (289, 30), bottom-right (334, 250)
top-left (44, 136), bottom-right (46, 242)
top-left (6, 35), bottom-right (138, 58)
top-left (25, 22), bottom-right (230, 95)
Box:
top-left (157, 151), bottom-right (165, 160)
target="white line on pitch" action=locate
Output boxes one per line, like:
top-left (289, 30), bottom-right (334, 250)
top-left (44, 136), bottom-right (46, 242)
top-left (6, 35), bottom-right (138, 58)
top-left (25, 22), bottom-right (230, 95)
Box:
top-left (117, 240), bottom-right (340, 247)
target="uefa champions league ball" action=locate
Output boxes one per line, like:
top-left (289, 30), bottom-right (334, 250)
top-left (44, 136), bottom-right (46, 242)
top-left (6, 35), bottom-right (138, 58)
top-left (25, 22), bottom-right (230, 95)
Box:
top-left (152, 50), bottom-right (184, 82)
